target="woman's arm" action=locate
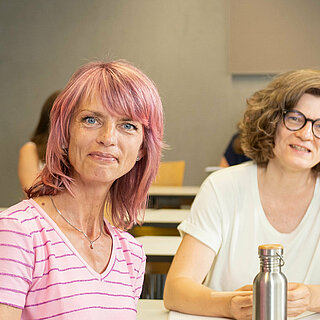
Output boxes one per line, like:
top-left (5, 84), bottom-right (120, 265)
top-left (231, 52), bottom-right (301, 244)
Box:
top-left (219, 156), bottom-right (229, 168)
top-left (287, 283), bottom-right (320, 317)
top-left (307, 284), bottom-right (320, 312)
top-left (0, 304), bottom-right (22, 319)
top-left (163, 234), bottom-right (253, 320)
top-left (18, 142), bottom-right (40, 192)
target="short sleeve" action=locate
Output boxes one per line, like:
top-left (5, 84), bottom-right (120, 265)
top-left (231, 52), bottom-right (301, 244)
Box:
top-left (0, 214), bottom-right (34, 309)
top-left (133, 248), bottom-right (146, 303)
top-left (178, 176), bottom-right (223, 254)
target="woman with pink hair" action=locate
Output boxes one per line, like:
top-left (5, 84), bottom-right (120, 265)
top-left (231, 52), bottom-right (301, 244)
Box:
top-left (0, 60), bottom-right (163, 319)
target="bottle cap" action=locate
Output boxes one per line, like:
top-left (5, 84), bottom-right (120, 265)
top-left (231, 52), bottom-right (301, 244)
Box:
top-left (258, 244), bottom-right (283, 250)
top-left (258, 244), bottom-right (284, 256)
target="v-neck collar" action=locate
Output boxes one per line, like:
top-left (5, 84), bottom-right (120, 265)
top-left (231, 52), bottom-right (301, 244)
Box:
top-left (28, 198), bottom-right (115, 280)
top-left (253, 165), bottom-right (320, 236)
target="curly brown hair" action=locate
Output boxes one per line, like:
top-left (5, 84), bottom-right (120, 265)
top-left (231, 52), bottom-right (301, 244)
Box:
top-left (239, 69), bottom-right (320, 171)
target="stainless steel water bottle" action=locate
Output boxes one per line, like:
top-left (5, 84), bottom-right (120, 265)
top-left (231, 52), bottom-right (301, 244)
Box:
top-left (253, 244), bottom-right (287, 320)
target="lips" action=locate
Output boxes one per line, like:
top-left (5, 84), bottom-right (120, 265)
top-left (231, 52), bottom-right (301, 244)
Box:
top-left (89, 151), bottom-right (119, 162)
top-left (289, 144), bottom-right (311, 153)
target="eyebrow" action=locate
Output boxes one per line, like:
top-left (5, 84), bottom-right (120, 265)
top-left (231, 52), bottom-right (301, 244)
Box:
top-left (77, 109), bottom-right (104, 117)
top-left (120, 117), bottom-right (137, 122)
top-left (77, 109), bottom-right (137, 122)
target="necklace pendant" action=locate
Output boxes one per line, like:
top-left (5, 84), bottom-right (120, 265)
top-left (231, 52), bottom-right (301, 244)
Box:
top-left (49, 196), bottom-right (102, 250)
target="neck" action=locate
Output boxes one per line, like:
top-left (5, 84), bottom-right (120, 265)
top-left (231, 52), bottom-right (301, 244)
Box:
top-left (52, 186), bottom-right (109, 237)
top-left (50, 195), bottom-right (103, 249)
top-left (258, 160), bottom-right (316, 194)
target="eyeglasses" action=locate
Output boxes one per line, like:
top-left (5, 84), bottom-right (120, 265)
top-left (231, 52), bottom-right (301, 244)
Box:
top-left (283, 109), bottom-right (320, 139)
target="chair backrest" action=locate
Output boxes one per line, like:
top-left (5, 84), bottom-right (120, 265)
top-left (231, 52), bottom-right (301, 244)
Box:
top-left (152, 161), bottom-right (185, 186)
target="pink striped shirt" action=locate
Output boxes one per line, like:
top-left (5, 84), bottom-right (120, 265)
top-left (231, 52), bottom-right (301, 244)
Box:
top-left (0, 199), bottom-right (146, 319)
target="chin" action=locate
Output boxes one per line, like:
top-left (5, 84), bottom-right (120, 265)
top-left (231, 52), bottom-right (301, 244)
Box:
top-left (287, 161), bottom-right (315, 172)
top-left (76, 172), bottom-right (114, 185)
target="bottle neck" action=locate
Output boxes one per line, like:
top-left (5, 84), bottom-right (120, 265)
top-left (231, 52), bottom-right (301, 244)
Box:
top-left (259, 255), bottom-right (282, 272)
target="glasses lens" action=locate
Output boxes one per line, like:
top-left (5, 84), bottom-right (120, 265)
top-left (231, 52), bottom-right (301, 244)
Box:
top-left (313, 120), bottom-right (320, 138)
top-left (284, 111), bottom-right (305, 131)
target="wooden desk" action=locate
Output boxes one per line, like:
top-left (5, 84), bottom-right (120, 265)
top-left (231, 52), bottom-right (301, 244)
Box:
top-left (136, 236), bottom-right (181, 262)
top-left (137, 236), bottom-right (181, 299)
top-left (131, 209), bottom-right (188, 238)
top-left (143, 209), bottom-right (189, 228)
top-left (148, 186), bottom-right (200, 209)
top-left (149, 186), bottom-right (199, 196)
top-left (204, 166), bottom-right (223, 173)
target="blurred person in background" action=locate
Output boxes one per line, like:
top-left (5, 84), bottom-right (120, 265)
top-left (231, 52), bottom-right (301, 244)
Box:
top-left (18, 91), bottom-right (60, 192)
top-left (219, 130), bottom-right (250, 167)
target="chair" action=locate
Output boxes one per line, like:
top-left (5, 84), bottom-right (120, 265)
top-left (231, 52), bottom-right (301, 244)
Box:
top-left (152, 161), bottom-right (185, 187)
top-left (137, 161), bottom-right (185, 299)
top-left (132, 160), bottom-right (186, 236)
top-left (149, 160), bottom-right (186, 209)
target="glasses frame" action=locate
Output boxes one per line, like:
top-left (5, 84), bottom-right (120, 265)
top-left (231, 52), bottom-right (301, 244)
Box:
top-left (283, 109), bottom-right (320, 139)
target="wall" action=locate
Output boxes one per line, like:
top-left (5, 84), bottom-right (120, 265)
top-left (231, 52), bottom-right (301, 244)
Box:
top-left (229, 0), bottom-right (320, 74)
top-left (0, 0), bottom-right (270, 207)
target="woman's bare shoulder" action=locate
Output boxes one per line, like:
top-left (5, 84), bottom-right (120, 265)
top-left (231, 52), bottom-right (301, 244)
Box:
top-left (20, 141), bottom-right (37, 152)
top-left (19, 141), bottom-right (38, 158)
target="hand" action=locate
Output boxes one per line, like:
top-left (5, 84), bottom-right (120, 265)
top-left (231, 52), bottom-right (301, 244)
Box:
top-left (287, 282), bottom-right (311, 317)
top-left (228, 287), bottom-right (253, 320)
top-left (236, 285), bottom-right (253, 292)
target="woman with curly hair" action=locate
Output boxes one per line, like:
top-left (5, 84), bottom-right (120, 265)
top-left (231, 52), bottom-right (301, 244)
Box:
top-left (164, 69), bottom-right (320, 320)
top-left (0, 60), bottom-right (163, 319)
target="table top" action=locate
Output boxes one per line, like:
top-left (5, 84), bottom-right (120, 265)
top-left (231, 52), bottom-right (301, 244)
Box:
top-left (136, 300), bottom-right (320, 320)
top-left (148, 186), bottom-right (200, 196)
top-left (136, 236), bottom-right (181, 256)
top-left (137, 299), bottom-right (168, 320)
top-left (144, 209), bottom-right (189, 224)
top-left (204, 166), bottom-right (223, 173)
top-left (136, 300), bottom-right (225, 320)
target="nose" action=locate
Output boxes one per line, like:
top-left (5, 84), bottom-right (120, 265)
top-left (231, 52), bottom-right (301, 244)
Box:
top-left (97, 121), bottom-right (117, 146)
top-left (295, 120), bottom-right (313, 140)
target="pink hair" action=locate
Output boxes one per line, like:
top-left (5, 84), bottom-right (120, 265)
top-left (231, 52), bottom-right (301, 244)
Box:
top-left (27, 60), bottom-right (164, 230)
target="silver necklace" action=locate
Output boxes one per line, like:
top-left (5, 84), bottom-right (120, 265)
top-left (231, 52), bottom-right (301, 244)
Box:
top-left (50, 196), bottom-right (102, 249)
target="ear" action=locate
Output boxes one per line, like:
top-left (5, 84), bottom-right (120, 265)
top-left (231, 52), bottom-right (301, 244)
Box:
top-left (137, 148), bottom-right (145, 161)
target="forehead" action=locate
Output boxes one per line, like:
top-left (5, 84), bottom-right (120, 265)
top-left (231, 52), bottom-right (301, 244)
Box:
top-left (294, 93), bottom-right (320, 118)
top-left (74, 94), bottom-right (129, 119)
top-left (76, 96), bottom-right (104, 113)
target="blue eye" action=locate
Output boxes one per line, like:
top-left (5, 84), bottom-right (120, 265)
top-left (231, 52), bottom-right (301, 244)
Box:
top-left (84, 116), bottom-right (97, 125)
top-left (122, 123), bottom-right (137, 130)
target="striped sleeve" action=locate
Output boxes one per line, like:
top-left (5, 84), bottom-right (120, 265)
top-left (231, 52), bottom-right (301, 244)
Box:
top-left (133, 245), bottom-right (146, 302)
top-left (113, 228), bottom-right (146, 303)
top-left (0, 214), bottom-right (34, 309)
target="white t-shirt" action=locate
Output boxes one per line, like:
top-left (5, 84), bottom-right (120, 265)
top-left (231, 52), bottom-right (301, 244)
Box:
top-left (178, 162), bottom-right (320, 291)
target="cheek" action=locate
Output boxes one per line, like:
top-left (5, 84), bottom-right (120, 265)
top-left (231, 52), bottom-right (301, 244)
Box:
top-left (68, 136), bottom-right (85, 164)
top-left (273, 125), bottom-right (288, 148)
top-left (123, 140), bottom-right (143, 167)
top-left (273, 130), bottom-right (281, 151)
